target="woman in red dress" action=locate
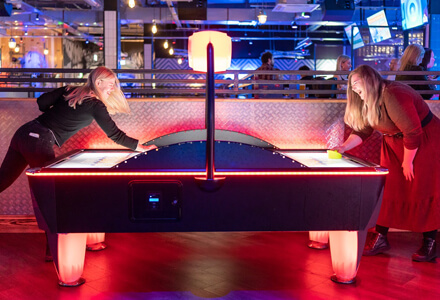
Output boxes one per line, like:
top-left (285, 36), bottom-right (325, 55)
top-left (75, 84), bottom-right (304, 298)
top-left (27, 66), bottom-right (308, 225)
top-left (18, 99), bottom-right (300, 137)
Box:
top-left (335, 65), bottom-right (439, 262)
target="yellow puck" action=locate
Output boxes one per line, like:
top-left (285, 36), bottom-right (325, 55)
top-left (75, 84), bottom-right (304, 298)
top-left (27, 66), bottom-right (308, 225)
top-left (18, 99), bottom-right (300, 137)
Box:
top-left (327, 150), bottom-right (342, 159)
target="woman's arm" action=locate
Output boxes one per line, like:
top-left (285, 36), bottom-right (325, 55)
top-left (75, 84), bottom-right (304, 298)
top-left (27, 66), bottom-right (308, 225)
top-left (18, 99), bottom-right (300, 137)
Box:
top-left (333, 134), bottom-right (363, 153)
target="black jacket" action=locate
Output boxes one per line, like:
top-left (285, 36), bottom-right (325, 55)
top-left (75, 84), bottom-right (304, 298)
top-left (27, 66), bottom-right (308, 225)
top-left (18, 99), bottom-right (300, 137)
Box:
top-left (36, 86), bottom-right (138, 150)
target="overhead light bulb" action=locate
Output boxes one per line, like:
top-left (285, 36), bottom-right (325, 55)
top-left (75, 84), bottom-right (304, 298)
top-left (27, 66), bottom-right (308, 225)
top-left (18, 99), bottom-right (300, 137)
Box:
top-left (177, 57), bottom-right (183, 64)
top-left (8, 37), bottom-right (16, 49)
top-left (169, 47), bottom-right (174, 55)
top-left (44, 48), bottom-right (49, 55)
top-left (14, 45), bottom-right (20, 53)
top-left (257, 10), bottom-right (267, 24)
top-left (128, 0), bottom-right (135, 8)
top-left (163, 40), bottom-right (169, 49)
top-left (152, 23), bottom-right (157, 34)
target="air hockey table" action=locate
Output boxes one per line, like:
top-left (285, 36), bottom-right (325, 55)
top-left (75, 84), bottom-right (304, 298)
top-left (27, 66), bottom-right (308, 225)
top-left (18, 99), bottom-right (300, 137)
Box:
top-left (26, 130), bottom-right (387, 286)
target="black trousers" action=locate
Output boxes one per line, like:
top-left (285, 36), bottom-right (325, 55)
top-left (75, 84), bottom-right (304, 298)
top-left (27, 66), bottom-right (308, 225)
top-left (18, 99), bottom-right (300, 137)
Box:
top-left (0, 120), bottom-right (55, 230)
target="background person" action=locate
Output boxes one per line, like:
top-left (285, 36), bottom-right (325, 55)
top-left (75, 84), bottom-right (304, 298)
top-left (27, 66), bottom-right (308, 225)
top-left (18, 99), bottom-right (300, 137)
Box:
top-left (396, 44), bottom-right (436, 100)
top-left (335, 65), bottom-right (439, 262)
top-left (334, 54), bottom-right (352, 99)
top-left (387, 58), bottom-right (400, 80)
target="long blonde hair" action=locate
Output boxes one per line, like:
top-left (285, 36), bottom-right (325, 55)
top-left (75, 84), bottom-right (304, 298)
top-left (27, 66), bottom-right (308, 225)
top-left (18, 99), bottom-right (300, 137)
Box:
top-left (64, 66), bottom-right (130, 115)
top-left (336, 55), bottom-right (351, 71)
top-left (345, 65), bottom-right (385, 131)
top-left (398, 44), bottom-right (425, 71)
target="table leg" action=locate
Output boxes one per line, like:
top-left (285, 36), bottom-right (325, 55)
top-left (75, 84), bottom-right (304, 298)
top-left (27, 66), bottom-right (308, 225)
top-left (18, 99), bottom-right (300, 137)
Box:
top-left (328, 230), bottom-right (364, 284)
top-left (86, 233), bottom-right (107, 251)
top-left (47, 232), bottom-right (87, 287)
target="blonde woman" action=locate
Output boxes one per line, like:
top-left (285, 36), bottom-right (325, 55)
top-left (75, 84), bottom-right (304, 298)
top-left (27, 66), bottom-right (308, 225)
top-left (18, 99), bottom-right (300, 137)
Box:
top-left (335, 65), bottom-right (440, 262)
top-left (396, 44), bottom-right (435, 99)
top-left (335, 54), bottom-right (352, 99)
top-left (0, 67), bottom-right (156, 255)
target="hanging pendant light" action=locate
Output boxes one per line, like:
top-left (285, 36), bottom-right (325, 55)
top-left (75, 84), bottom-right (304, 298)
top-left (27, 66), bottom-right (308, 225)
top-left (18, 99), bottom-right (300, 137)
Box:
top-left (128, 0), bottom-right (135, 8)
top-left (152, 22), bottom-right (157, 34)
top-left (163, 40), bottom-right (169, 49)
top-left (257, 10), bottom-right (267, 24)
top-left (8, 37), bottom-right (16, 49)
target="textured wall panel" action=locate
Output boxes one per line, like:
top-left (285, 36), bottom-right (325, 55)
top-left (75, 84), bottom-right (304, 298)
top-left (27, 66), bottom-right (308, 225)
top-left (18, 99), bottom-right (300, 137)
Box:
top-left (1, 98), bottom-right (439, 215)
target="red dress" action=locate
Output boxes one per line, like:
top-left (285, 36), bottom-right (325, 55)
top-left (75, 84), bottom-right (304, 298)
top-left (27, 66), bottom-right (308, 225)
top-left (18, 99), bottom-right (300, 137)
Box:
top-left (354, 81), bottom-right (440, 232)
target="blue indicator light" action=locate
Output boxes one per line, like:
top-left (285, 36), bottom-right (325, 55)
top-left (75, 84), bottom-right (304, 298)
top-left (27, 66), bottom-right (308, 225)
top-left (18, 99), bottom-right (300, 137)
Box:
top-left (149, 197), bottom-right (159, 202)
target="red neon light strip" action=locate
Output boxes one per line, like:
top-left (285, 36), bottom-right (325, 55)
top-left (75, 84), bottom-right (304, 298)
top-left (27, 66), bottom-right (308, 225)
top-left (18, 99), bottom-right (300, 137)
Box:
top-left (26, 170), bottom-right (388, 177)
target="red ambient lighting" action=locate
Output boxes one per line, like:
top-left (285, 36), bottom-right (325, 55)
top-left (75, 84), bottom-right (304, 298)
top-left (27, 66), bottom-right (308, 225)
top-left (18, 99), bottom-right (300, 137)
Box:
top-left (26, 170), bottom-right (388, 177)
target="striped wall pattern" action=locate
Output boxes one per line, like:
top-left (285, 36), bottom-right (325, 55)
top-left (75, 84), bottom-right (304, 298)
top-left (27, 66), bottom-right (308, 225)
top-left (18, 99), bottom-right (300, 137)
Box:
top-left (153, 58), bottom-right (337, 85)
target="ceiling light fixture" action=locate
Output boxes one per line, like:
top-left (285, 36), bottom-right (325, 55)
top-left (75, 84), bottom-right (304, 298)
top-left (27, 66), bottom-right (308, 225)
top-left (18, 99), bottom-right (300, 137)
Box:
top-left (257, 10), bottom-right (267, 24)
top-left (128, 0), bottom-right (135, 8)
top-left (8, 37), bottom-right (16, 49)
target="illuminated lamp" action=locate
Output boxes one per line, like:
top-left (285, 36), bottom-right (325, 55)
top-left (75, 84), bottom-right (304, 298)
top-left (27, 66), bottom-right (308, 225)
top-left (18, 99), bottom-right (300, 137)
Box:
top-left (14, 45), bottom-right (19, 53)
top-left (152, 22), bottom-right (157, 34)
top-left (86, 233), bottom-right (107, 251)
top-left (163, 40), bottom-right (169, 49)
top-left (188, 30), bottom-right (232, 72)
top-left (329, 231), bottom-right (359, 284)
top-left (57, 233), bottom-right (87, 286)
top-left (258, 10), bottom-right (267, 24)
top-left (8, 37), bottom-right (16, 49)
top-left (128, 0), bottom-right (135, 8)
top-left (169, 47), bottom-right (174, 55)
top-left (188, 30), bottom-right (232, 191)
top-left (43, 48), bottom-right (49, 55)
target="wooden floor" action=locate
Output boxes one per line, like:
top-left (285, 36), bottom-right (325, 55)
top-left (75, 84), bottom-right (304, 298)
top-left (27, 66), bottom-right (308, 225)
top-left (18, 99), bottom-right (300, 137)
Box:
top-left (0, 218), bottom-right (439, 300)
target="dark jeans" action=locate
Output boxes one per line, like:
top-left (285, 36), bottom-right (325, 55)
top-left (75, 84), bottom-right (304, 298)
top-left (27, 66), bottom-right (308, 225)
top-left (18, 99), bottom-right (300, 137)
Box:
top-left (0, 120), bottom-right (55, 231)
top-left (0, 119), bottom-right (55, 193)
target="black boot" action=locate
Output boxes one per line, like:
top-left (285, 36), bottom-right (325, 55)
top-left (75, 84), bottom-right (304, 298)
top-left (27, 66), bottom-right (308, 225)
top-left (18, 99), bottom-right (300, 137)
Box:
top-left (412, 238), bottom-right (437, 262)
top-left (363, 232), bottom-right (391, 256)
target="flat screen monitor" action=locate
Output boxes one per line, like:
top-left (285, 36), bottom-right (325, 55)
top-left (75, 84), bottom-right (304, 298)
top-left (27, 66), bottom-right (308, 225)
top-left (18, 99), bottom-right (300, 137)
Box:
top-left (401, 0), bottom-right (428, 30)
top-left (367, 10), bottom-right (392, 43)
top-left (344, 23), bottom-right (365, 50)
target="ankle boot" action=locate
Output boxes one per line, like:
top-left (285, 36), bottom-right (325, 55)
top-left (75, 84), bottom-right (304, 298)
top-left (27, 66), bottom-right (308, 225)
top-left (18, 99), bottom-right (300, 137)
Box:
top-left (363, 232), bottom-right (391, 256)
top-left (412, 238), bottom-right (437, 262)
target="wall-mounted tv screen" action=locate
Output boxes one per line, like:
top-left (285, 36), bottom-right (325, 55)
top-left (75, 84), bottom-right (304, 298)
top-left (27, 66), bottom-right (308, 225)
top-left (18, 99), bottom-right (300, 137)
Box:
top-left (344, 23), bottom-right (365, 49)
top-left (367, 10), bottom-right (392, 43)
top-left (401, 0), bottom-right (428, 30)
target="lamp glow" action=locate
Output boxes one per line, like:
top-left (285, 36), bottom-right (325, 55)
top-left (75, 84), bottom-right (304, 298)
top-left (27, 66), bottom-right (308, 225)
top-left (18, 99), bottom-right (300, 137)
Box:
top-left (14, 45), bottom-right (19, 53)
top-left (44, 48), bottom-right (49, 55)
top-left (177, 57), bottom-right (183, 64)
top-left (188, 31), bottom-right (232, 72)
top-left (128, 0), bottom-right (135, 8)
top-left (8, 37), bottom-right (16, 49)
top-left (258, 10), bottom-right (267, 24)
top-left (169, 47), bottom-right (174, 55)
top-left (163, 40), bottom-right (169, 49)
top-left (152, 23), bottom-right (157, 34)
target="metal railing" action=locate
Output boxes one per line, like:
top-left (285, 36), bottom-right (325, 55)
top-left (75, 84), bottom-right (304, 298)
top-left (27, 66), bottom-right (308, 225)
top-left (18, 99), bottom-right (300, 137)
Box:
top-left (0, 68), bottom-right (439, 99)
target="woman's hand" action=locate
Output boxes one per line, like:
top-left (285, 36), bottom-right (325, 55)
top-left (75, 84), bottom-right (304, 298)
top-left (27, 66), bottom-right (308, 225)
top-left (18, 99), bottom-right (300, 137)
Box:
top-left (402, 160), bottom-right (414, 181)
top-left (136, 144), bottom-right (158, 152)
top-left (402, 147), bottom-right (417, 181)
